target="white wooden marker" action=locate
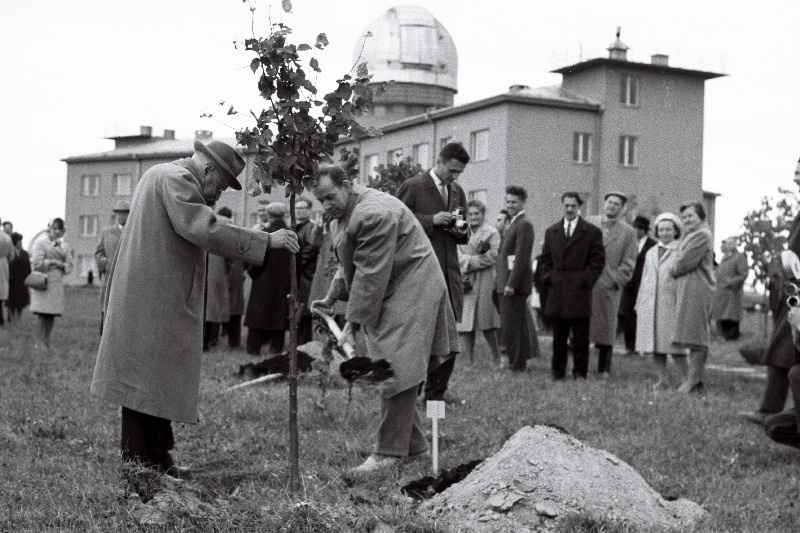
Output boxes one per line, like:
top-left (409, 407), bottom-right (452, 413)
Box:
top-left (426, 400), bottom-right (446, 474)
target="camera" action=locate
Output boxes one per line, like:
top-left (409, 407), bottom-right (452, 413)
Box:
top-left (450, 207), bottom-right (468, 232)
top-left (785, 281), bottom-right (800, 308)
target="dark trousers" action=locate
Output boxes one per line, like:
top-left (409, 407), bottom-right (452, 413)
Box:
top-left (620, 311), bottom-right (637, 350)
top-left (246, 327), bottom-right (286, 356)
top-left (501, 294), bottom-right (531, 370)
top-left (759, 365), bottom-right (790, 414)
top-left (597, 344), bottom-right (613, 373)
top-left (764, 365), bottom-right (800, 448)
top-left (0, 300), bottom-right (5, 325)
top-left (121, 407), bottom-right (174, 466)
top-left (551, 317), bottom-right (590, 379)
top-left (718, 319), bottom-right (741, 340)
top-left (203, 322), bottom-right (220, 351)
top-left (425, 356), bottom-right (455, 401)
top-left (298, 314), bottom-right (313, 346)
top-left (225, 315), bottom-right (242, 348)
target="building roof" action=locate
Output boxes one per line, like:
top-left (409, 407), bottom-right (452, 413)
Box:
top-left (371, 84), bottom-right (601, 135)
top-left (551, 57), bottom-right (726, 80)
top-left (62, 138), bottom-right (241, 164)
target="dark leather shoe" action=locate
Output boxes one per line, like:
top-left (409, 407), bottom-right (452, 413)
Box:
top-left (158, 454), bottom-right (192, 480)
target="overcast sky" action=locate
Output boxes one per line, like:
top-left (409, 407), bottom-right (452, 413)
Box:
top-left (2, 0), bottom-right (799, 251)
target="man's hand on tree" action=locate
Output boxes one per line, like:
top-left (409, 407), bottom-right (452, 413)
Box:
top-left (270, 229), bottom-right (300, 253)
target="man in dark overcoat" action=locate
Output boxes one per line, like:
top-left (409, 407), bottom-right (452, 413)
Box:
top-left (244, 202), bottom-right (293, 356)
top-left (618, 215), bottom-right (656, 353)
top-left (495, 185), bottom-right (535, 371)
top-left (95, 200), bottom-right (130, 334)
top-left (91, 140), bottom-right (298, 478)
top-left (741, 158), bottom-right (800, 425)
top-left (396, 142), bottom-right (469, 404)
top-left (538, 192), bottom-right (605, 380)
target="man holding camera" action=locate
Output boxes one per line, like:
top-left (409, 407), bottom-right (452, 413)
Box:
top-left (397, 142), bottom-right (470, 404)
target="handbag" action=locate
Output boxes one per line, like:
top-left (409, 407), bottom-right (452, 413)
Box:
top-left (24, 271), bottom-right (48, 291)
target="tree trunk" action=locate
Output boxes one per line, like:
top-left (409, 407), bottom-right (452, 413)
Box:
top-left (288, 192), bottom-right (300, 493)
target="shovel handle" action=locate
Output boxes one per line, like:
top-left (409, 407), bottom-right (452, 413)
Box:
top-left (313, 310), bottom-right (356, 359)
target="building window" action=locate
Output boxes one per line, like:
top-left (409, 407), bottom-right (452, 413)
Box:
top-left (387, 148), bottom-right (403, 165)
top-left (620, 75), bottom-right (640, 106)
top-left (469, 189), bottom-right (488, 204)
top-left (114, 174), bottom-right (132, 196)
top-left (413, 143), bottom-right (431, 168)
top-left (79, 215), bottom-right (99, 237)
top-left (81, 175), bottom-right (100, 197)
top-left (470, 130), bottom-right (489, 162)
top-left (619, 135), bottom-right (638, 167)
top-left (572, 132), bottom-right (592, 163)
top-left (364, 154), bottom-right (380, 184)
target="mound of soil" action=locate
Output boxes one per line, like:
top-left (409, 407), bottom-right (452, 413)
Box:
top-left (422, 426), bottom-right (707, 532)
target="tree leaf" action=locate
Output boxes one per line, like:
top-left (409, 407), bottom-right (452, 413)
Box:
top-left (315, 33), bottom-right (329, 50)
top-left (250, 57), bottom-right (261, 73)
top-left (356, 62), bottom-right (369, 77)
top-left (298, 43), bottom-right (311, 51)
top-left (309, 57), bottom-right (320, 72)
top-left (282, 0), bottom-right (292, 13)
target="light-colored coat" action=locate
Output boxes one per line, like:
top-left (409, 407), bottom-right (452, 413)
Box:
top-left (91, 159), bottom-right (270, 423)
top-left (95, 225), bottom-right (122, 309)
top-left (457, 222), bottom-right (501, 332)
top-left (586, 215), bottom-right (637, 345)
top-left (0, 231), bottom-right (13, 300)
top-left (671, 222), bottom-right (716, 348)
top-left (30, 238), bottom-right (74, 315)
top-left (712, 250), bottom-right (748, 322)
top-left (205, 254), bottom-right (230, 323)
top-left (328, 185), bottom-right (459, 398)
top-left (635, 242), bottom-right (684, 354)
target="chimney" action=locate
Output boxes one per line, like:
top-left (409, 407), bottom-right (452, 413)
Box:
top-left (140, 125), bottom-right (153, 136)
top-left (509, 84), bottom-right (531, 92)
top-left (650, 54), bottom-right (669, 66)
top-left (195, 130), bottom-right (213, 140)
top-left (607, 27), bottom-right (629, 61)
top-left (163, 129), bottom-right (176, 140)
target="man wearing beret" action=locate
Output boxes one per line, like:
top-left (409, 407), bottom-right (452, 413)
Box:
top-left (95, 200), bottom-right (130, 334)
top-left (586, 192), bottom-right (637, 378)
top-left (618, 215), bottom-right (656, 354)
top-left (91, 140), bottom-right (299, 478)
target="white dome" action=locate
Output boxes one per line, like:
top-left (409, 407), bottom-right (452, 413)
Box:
top-left (353, 6), bottom-right (458, 92)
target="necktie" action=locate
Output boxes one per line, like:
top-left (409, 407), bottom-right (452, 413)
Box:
top-left (566, 221), bottom-right (572, 238)
top-left (658, 246), bottom-right (666, 259)
top-left (440, 182), bottom-right (448, 205)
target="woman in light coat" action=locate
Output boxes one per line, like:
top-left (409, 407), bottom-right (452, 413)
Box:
top-left (30, 218), bottom-right (74, 348)
top-left (671, 202), bottom-right (716, 393)
top-left (635, 213), bottom-right (688, 388)
top-left (457, 200), bottom-right (501, 363)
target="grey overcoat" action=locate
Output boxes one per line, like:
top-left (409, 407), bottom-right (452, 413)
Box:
top-left (0, 231), bottom-right (13, 300)
top-left (457, 222), bottom-right (501, 332)
top-left (95, 225), bottom-right (122, 309)
top-left (586, 216), bottom-right (637, 345)
top-left (328, 185), bottom-right (459, 398)
top-left (30, 238), bottom-right (74, 316)
top-left (671, 222), bottom-right (716, 348)
top-left (91, 159), bottom-right (270, 423)
top-left (712, 250), bottom-right (748, 322)
top-left (635, 242), bottom-right (684, 355)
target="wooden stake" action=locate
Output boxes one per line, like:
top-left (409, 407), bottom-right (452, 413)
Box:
top-left (426, 400), bottom-right (445, 474)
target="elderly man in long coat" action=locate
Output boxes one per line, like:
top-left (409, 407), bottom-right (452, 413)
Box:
top-left (712, 237), bottom-right (749, 340)
top-left (95, 201), bottom-right (130, 333)
top-left (91, 140), bottom-right (298, 478)
top-left (586, 192), bottom-right (637, 377)
top-left (311, 164), bottom-right (459, 476)
top-left (397, 142), bottom-right (469, 404)
top-left (0, 220), bottom-right (13, 327)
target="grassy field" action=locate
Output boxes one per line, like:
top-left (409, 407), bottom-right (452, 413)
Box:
top-left (1, 286), bottom-right (798, 532)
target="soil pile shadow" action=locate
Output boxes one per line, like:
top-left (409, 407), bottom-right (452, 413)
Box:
top-left (402, 459), bottom-right (483, 500)
top-left (421, 425), bottom-right (708, 532)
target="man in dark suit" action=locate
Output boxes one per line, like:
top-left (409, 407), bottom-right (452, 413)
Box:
top-left (538, 192), bottom-right (605, 379)
top-left (495, 185), bottom-right (535, 371)
top-left (397, 142), bottom-right (469, 404)
top-left (618, 215), bottom-right (656, 354)
top-left (295, 196), bottom-right (320, 345)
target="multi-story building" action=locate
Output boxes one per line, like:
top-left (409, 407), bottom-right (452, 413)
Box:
top-left (62, 7), bottom-right (723, 284)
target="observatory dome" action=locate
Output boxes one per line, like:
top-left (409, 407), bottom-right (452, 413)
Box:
top-left (354, 6), bottom-right (458, 92)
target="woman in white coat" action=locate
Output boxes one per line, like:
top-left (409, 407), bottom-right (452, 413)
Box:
top-left (30, 218), bottom-right (74, 349)
top-left (635, 213), bottom-right (688, 388)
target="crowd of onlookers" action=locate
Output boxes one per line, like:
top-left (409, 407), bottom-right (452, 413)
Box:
top-left (4, 148), bottom-right (800, 479)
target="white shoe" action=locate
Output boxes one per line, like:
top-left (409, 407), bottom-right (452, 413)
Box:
top-left (349, 454), bottom-right (400, 475)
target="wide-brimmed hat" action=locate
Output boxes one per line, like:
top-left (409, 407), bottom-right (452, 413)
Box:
top-left (194, 140), bottom-right (244, 190)
top-left (632, 215), bottom-right (650, 230)
top-left (112, 200), bottom-right (131, 212)
top-left (604, 191), bottom-right (628, 204)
